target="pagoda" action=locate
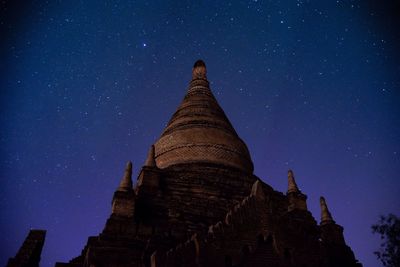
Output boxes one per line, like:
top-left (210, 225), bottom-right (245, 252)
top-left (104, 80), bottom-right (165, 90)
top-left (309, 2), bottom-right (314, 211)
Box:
top-left (9, 60), bottom-right (362, 267)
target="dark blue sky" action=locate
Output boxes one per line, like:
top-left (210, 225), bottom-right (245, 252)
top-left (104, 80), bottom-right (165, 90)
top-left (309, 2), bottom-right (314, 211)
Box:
top-left (1, 1), bottom-right (399, 266)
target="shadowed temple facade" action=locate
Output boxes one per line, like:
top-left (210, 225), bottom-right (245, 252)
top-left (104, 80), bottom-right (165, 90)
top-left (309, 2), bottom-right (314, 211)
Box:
top-left (9, 60), bottom-right (362, 267)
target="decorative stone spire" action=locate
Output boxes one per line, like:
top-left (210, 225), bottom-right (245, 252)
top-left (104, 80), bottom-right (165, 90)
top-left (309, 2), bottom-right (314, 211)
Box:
top-left (287, 169), bottom-right (308, 211)
top-left (7, 230), bottom-right (46, 267)
top-left (118, 161), bottom-right (133, 191)
top-left (112, 162), bottom-right (135, 217)
top-left (287, 169), bottom-right (300, 194)
top-left (144, 145), bottom-right (157, 167)
top-left (192, 59), bottom-right (207, 80)
top-left (153, 60), bottom-right (254, 173)
top-left (251, 180), bottom-right (265, 201)
top-left (320, 196), bottom-right (335, 225)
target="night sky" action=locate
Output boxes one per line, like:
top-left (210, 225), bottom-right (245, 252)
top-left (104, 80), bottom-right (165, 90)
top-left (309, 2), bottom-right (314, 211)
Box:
top-left (1, 1), bottom-right (399, 266)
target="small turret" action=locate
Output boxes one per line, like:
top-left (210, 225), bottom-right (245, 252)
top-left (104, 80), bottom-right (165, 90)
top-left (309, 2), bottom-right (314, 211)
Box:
top-left (287, 169), bottom-right (299, 194)
top-left (318, 197), bottom-right (359, 266)
top-left (251, 180), bottom-right (265, 201)
top-left (7, 230), bottom-right (46, 267)
top-left (144, 145), bottom-right (157, 167)
top-left (286, 170), bottom-right (307, 211)
top-left (118, 161), bottom-right (133, 191)
top-left (320, 196), bottom-right (335, 225)
top-left (112, 162), bottom-right (135, 217)
top-left (137, 147), bottom-right (161, 193)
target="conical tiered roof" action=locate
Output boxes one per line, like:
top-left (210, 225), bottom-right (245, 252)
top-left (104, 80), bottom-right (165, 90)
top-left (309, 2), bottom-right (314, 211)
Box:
top-left (153, 60), bottom-right (254, 173)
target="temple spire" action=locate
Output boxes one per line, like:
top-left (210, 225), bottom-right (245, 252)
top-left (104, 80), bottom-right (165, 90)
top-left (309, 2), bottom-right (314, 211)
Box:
top-left (154, 60), bottom-right (254, 173)
top-left (118, 161), bottom-right (133, 191)
top-left (192, 59), bottom-right (207, 80)
top-left (112, 161), bottom-right (135, 217)
top-left (320, 196), bottom-right (335, 225)
top-left (144, 145), bottom-right (157, 167)
top-left (287, 169), bottom-right (300, 194)
top-left (251, 180), bottom-right (265, 201)
top-left (287, 169), bottom-right (308, 211)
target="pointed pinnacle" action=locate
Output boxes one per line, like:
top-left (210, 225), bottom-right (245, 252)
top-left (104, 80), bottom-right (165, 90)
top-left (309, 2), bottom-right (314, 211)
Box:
top-left (118, 161), bottom-right (133, 191)
top-left (320, 196), bottom-right (335, 225)
top-left (251, 180), bottom-right (265, 201)
top-left (192, 59), bottom-right (207, 80)
top-left (287, 169), bottom-right (300, 194)
top-left (144, 145), bottom-right (157, 167)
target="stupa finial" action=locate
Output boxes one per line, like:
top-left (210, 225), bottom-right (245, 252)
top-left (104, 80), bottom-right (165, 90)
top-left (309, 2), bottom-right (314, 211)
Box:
top-left (192, 59), bottom-right (207, 80)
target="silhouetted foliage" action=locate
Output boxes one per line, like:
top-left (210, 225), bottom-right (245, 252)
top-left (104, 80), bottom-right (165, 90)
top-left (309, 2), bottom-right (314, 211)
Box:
top-left (372, 214), bottom-right (400, 267)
